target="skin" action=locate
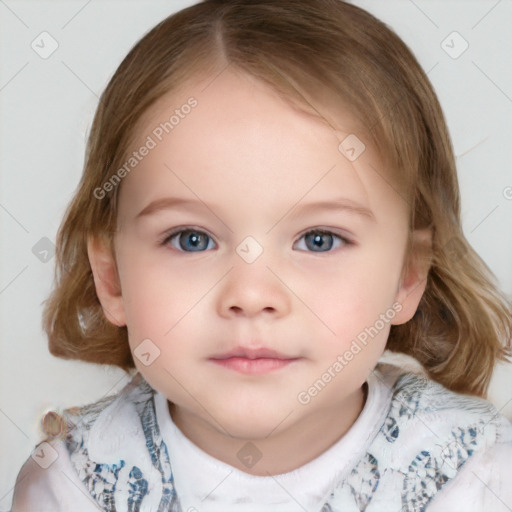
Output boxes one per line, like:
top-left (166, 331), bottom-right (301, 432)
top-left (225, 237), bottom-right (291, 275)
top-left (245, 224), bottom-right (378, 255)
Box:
top-left (88, 67), bottom-right (430, 476)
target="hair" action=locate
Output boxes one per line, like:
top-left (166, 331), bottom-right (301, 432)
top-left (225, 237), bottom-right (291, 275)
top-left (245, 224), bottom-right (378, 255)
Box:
top-left (42, 0), bottom-right (511, 397)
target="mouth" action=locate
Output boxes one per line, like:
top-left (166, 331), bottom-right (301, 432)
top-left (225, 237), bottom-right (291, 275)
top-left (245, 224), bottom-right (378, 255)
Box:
top-left (209, 346), bottom-right (300, 375)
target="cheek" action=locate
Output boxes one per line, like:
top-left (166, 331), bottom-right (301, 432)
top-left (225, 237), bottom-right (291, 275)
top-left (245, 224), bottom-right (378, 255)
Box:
top-left (116, 249), bottom-right (219, 370)
top-left (115, 247), bottom-right (181, 340)
top-left (306, 251), bottom-right (404, 353)
top-left (315, 251), bottom-right (401, 310)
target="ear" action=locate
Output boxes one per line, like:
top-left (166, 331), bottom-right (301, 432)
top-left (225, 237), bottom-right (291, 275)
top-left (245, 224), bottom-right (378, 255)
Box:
top-left (392, 228), bottom-right (432, 325)
top-left (87, 235), bottom-right (126, 327)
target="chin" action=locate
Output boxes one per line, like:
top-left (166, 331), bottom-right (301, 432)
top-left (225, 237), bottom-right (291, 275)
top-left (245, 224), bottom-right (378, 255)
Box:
top-left (216, 403), bottom-right (293, 439)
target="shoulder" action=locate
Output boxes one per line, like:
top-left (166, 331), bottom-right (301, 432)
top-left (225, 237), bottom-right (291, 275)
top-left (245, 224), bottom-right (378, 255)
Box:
top-left (375, 365), bottom-right (512, 470)
top-left (328, 363), bottom-right (512, 511)
top-left (12, 372), bottom-right (169, 512)
top-left (427, 439), bottom-right (512, 511)
top-left (11, 438), bottom-right (101, 512)
top-left (389, 366), bottom-right (512, 501)
top-left (384, 368), bottom-right (512, 447)
top-left (63, 372), bottom-right (156, 464)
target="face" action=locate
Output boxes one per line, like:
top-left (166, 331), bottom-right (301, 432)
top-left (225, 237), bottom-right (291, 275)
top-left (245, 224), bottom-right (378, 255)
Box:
top-left (90, 68), bottom-right (426, 444)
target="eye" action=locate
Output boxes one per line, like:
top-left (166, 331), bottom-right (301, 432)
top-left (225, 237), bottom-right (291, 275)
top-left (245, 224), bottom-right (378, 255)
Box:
top-left (161, 227), bottom-right (351, 253)
top-left (163, 228), bottom-right (216, 252)
top-left (293, 229), bottom-right (351, 253)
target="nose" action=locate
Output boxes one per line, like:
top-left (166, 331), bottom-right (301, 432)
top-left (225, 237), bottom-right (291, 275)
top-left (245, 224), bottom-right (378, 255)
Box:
top-left (216, 257), bottom-right (292, 319)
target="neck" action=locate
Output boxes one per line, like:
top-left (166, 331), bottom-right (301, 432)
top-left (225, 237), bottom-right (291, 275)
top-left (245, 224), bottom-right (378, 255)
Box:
top-left (168, 383), bottom-right (367, 476)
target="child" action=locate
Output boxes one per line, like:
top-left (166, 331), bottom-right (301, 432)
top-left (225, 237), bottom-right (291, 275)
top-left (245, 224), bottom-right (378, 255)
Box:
top-left (11, 0), bottom-right (512, 510)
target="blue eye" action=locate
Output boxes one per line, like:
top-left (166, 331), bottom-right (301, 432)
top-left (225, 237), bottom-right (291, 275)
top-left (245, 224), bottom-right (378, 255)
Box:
top-left (164, 229), bottom-right (216, 252)
top-left (294, 230), bottom-right (348, 252)
top-left (162, 228), bottom-right (350, 253)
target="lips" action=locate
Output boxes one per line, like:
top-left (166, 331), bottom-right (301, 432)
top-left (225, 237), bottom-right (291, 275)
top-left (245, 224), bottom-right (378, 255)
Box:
top-left (209, 346), bottom-right (294, 360)
top-left (209, 346), bottom-right (300, 375)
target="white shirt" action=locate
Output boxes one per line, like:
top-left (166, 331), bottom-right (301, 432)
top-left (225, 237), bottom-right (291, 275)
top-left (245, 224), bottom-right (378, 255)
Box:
top-left (11, 362), bottom-right (512, 512)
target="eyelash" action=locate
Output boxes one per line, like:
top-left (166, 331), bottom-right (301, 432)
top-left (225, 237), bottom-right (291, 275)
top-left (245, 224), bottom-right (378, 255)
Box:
top-left (159, 226), bottom-right (354, 253)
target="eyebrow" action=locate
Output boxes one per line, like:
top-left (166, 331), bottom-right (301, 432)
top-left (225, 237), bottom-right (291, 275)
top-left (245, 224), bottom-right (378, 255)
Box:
top-left (136, 197), bottom-right (214, 219)
top-left (289, 199), bottom-right (375, 221)
top-left (135, 196), bottom-right (375, 221)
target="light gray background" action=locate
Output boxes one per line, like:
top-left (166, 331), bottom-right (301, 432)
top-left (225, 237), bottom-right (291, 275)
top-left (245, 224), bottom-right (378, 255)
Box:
top-left (1, 0), bottom-right (511, 508)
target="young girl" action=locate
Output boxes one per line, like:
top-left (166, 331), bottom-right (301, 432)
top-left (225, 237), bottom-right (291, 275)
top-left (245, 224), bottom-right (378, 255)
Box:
top-left (11, 0), bottom-right (512, 510)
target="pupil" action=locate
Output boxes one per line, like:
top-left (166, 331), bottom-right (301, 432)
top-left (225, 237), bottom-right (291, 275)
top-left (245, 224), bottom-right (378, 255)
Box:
top-left (181, 230), bottom-right (208, 251)
top-left (189, 233), bottom-right (201, 247)
top-left (308, 232), bottom-right (332, 251)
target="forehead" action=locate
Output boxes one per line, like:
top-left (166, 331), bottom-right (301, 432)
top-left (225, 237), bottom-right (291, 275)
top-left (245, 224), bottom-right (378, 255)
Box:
top-left (116, 68), bottom-right (408, 228)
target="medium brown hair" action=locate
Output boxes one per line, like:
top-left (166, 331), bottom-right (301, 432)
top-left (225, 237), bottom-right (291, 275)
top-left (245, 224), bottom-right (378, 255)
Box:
top-left (42, 0), bottom-right (511, 396)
